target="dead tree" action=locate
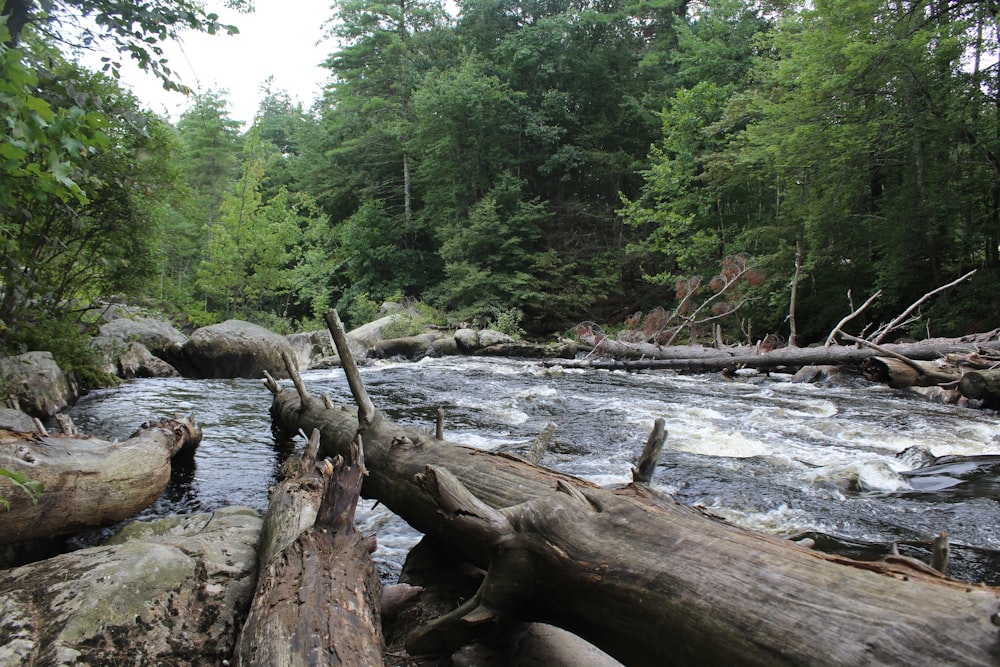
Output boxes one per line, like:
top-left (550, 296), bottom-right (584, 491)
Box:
top-left (0, 416), bottom-right (201, 544)
top-left (260, 311), bottom-right (1000, 667)
top-left (234, 430), bottom-right (383, 667)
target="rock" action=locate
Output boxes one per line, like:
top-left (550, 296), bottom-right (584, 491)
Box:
top-left (454, 328), bottom-right (480, 352)
top-left (0, 352), bottom-right (78, 418)
top-left (346, 314), bottom-right (403, 356)
top-left (285, 330), bottom-right (334, 370)
top-left (0, 507), bottom-right (262, 666)
top-left (96, 315), bottom-right (188, 360)
top-left (430, 336), bottom-right (460, 357)
top-left (88, 311), bottom-right (187, 378)
top-left (374, 332), bottom-right (442, 360)
top-left (0, 408), bottom-right (36, 432)
top-left (477, 329), bottom-right (515, 348)
top-left (182, 320), bottom-right (297, 379)
top-left (115, 342), bottom-right (179, 378)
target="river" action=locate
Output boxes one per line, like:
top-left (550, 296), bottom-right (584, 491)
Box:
top-left (67, 356), bottom-right (1000, 585)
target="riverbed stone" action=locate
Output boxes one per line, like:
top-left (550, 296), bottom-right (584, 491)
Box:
top-left (183, 319), bottom-right (296, 379)
top-left (286, 329), bottom-right (335, 370)
top-left (454, 328), bottom-right (480, 352)
top-left (476, 329), bottom-right (515, 348)
top-left (0, 506), bottom-right (262, 666)
top-left (0, 408), bottom-right (36, 432)
top-left (96, 314), bottom-right (188, 359)
top-left (0, 351), bottom-right (78, 418)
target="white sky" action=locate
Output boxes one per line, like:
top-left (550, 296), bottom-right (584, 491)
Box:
top-left (87, 0), bottom-right (336, 126)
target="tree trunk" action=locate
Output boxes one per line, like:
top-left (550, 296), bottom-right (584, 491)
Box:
top-left (233, 431), bottom-right (383, 667)
top-left (959, 369), bottom-right (1000, 403)
top-left (0, 416), bottom-right (201, 544)
top-left (410, 466), bottom-right (1000, 667)
top-left (551, 334), bottom-right (1000, 373)
top-left (263, 316), bottom-right (1000, 666)
top-left (863, 356), bottom-right (963, 388)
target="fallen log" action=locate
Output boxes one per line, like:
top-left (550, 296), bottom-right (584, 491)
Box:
top-left (233, 431), bottom-right (383, 667)
top-left (410, 466), bottom-right (1000, 666)
top-left (548, 335), bottom-right (1000, 373)
top-left (863, 356), bottom-right (963, 388)
top-left (959, 369), bottom-right (1000, 404)
top-left (262, 311), bottom-right (1000, 666)
top-left (0, 415), bottom-right (201, 544)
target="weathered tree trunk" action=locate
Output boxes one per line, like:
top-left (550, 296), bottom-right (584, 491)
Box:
top-left (0, 416), bottom-right (201, 544)
top-left (551, 334), bottom-right (1000, 373)
top-left (959, 369), bottom-right (1000, 403)
top-left (233, 431), bottom-right (383, 667)
top-left (410, 466), bottom-right (1000, 667)
top-left (261, 314), bottom-right (1000, 666)
top-left (863, 356), bottom-right (963, 388)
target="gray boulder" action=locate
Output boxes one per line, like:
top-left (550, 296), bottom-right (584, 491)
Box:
top-left (285, 330), bottom-right (334, 370)
top-left (88, 312), bottom-right (187, 378)
top-left (0, 408), bottom-right (36, 432)
top-left (96, 315), bottom-right (187, 359)
top-left (183, 320), bottom-right (297, 379)
top-left (0, 351), bottom-right (78, 418)
top-left (0, 506), bottom-right (262, 666)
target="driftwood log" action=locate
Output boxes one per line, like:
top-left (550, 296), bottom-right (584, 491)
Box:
top-left (959, 369), bottom-right (1000, 404)
top-left (554, 333), bottom-right (1000, 373)
top-left (234, 430), bottom-right (383, 667)
top-left (0, 416), bottom-right (201, 544)
top-left (261, 311), bottom-right (1000, 666)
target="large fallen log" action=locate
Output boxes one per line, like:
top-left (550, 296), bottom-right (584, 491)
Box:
top-left (262, 312), bottom-right (1000, 666)
top-left (959, 369), bottom-right (1000, 405)
top-left (554, 333), bottom-right (1000, 372)
top-left (0, 415), bottom-right (201, 544)
top-left (233, 430), bottom-right (383, 667)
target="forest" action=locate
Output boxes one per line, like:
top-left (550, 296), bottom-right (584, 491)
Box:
top-left (2, 0), bottom-right (999, 378)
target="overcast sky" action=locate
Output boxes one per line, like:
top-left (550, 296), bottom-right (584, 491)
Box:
top-left (89, 0), bottom-right (335, 126)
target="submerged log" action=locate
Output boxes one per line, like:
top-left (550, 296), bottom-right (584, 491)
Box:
top-left (234, 431), bottom-right (383, 667)
top-left (0, 416), bottom-right (201, 544)
top-left (263, 312), bottom-right (1000, 666)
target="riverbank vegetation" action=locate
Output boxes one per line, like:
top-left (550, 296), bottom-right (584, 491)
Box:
top-left (2, 0), bottom-right (998, 372)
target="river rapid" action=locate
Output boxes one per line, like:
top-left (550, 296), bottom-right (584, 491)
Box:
top-left (67, 356), bottom-right (1000, 585)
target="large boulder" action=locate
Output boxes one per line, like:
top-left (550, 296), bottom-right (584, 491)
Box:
top-left (88, 311), bottom-right (187, 378)
top-left (285, 330), bottom-right (334, 370)
top-left (182, 320), bottom-right (297, 379)
top-left (0, 506), bottom-right (262, 666)
top-left (0, 351), bottom-right (78, 418)
top-left (95, 315), bottom-right (188, 359)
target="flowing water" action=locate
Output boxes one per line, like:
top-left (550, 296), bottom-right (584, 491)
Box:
top-left (67, 356), bottom-right (1000, 585)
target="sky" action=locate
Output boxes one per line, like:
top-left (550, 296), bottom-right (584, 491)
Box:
top-left (90, 1), bottom-right (336, 126)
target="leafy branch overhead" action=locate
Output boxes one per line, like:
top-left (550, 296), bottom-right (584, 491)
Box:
top-left (2, 0), bottom-right (249, 91)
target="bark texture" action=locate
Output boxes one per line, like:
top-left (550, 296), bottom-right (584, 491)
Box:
top-left (268, 384), bottom-right (1000, 666)
top-left (234, 431), bottom-right (383, 667)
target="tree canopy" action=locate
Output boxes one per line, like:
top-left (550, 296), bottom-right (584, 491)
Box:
top-left (3, 0), bottom-right (998, 359)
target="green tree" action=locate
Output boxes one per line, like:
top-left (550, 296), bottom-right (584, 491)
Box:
top-left (0, 45), bottom-right (180, 343)
top-left (1, 0), bottom-right (245, 89)
top-left (176, 90), bottom-right (242, 238)
top-left (742, 0), bottom-right (999, 338)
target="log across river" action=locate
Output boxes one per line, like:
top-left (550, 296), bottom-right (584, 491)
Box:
top-left (67, 356), bottom-right (1000, 585)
